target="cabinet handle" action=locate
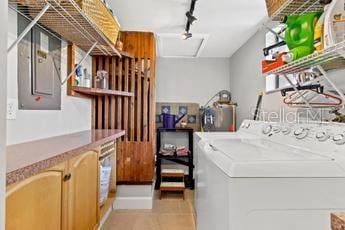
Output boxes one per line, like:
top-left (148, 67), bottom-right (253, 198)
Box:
top-left (63, 173), bottom-right (72, 182)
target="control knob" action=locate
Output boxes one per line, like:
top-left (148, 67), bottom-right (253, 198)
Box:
top-left (333, 134), bottom-right (345, 145)
top-left (282, 127), bottom-right (291, 135)
top-left (262, 124), bottom-right (272, 134)
top-left (241, 123), bottom-right (250, 129)
top-left (316, 131), bottom-right (330, 142)
top-left (294, 127), bottom-right (309, 139)
top-left (272, 126), bottom-right (282, 133)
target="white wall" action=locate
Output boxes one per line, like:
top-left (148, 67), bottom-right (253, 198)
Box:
top-left (7, 9), bottom-right (92, 145)
top-left (0, 1), bottom-right (7, 229)
top-left (156, 57), bottom-right (231, 106)
top-left (229, 29), bottom-right (266, 127)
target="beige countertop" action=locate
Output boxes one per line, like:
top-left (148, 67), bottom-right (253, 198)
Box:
top-left (6, 129), bottom-right (125, 186)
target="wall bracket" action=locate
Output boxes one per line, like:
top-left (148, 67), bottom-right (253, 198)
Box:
top-left (7, 3), bottom-right (51, 53)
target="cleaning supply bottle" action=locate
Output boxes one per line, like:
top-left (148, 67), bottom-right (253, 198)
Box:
top-left (324, 0), bottom-right (345, 49)
top-left (283, 12), bottom-right (322, 62)
top-left (314, 1), bottom-right (332, 52)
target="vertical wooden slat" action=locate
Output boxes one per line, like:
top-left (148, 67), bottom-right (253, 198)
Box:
top-left (149, 35), bottom-right (156, 143)
top-left (67, 43), bottom-right (76, 96)
top-left (91, 56), bottom-right (97, 129)
top-left (130, 58), bottom-right (135, 141)
top-left (110, 57), bottom-right (116, 129)
top-left (136, 60), bottom-right (142, 140)
top-left (114, 58), bottom-right (119, 129)
top-left (123, 58), bottom-right (129, 140)
top-left (142, 56), bottom-right (148, 142)
top-left (104, 57), bottom-right (110, 129)
top-left (97, 56), bottom-right (103, 129)
top-left (117, 59), bottom-right (123, 130)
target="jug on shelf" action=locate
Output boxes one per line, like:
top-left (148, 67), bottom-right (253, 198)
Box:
top-left (162, 113), bottom-right (186, 129)
top-left (283, 12), bottom-right (322, 62)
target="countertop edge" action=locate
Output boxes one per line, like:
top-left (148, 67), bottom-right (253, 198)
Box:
top-left (6, 130), bottom-right (125, 186)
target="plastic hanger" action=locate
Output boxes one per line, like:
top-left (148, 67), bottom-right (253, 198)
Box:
top-left (283, 89), bottom-right (343, 108)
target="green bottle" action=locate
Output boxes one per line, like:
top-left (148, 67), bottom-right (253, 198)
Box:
top-left (283, 12), bottom-right (322, 62)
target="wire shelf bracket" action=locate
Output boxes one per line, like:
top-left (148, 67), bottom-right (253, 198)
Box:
top-left (8, 0), bottom-right (121, 57)
top-left (61, 41), bottom-right (97, 86)
top-left (316, 65), bottom-right (345, 109)
top-left (7, 3), bottom-right (51, 53)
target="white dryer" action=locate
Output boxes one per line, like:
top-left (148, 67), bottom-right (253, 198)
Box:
top-left (195, 120), bottom-right (345, 230)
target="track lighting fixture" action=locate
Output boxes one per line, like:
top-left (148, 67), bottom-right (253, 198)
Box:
top-left (182, 0), bottom-right (198, 40)
top-left (186, 11), bottom-right (197, 25)
top-left (182, 32), bottom-right (192, 40)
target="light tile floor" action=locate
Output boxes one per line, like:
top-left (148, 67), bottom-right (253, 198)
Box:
top-left (102, 189), bottom-right (196, 230)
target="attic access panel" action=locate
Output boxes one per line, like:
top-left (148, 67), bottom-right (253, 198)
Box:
top-left (18, 14), bottom-right (62, 110)
top-left (157, 33), bottom-right (209, 58)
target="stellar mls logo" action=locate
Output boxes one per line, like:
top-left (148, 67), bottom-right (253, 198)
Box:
top-left (249, 107), bottom-right (329, 124)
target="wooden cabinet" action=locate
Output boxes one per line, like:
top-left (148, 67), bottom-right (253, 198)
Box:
top-left (68, 151), bottom-right (99, 230)
top-left (6, 163), bottom-right (67, 230)
top-left (6, 151), bottom-right (100, 230)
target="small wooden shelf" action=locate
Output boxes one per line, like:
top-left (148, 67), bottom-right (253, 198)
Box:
top-left (73, 86), bottom-right (134, 97)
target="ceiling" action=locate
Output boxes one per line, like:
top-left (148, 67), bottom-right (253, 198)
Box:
top-left (109, 0), bottom-right (268, 58)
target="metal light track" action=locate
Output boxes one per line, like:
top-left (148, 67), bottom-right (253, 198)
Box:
top-left (8, 0), bottom-right (121, 57)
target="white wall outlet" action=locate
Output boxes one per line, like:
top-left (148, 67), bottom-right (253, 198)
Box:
top-left (7, 98), bottom-right (17, 120)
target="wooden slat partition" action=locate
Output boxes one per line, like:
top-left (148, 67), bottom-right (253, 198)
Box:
top-left (92, 32), bottom-right (156, 183)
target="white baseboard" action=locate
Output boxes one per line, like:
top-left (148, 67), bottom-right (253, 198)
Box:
top-left (113, 196), bottom-right (153, 209)
top-left (113, 183), bottom-right (155, 210)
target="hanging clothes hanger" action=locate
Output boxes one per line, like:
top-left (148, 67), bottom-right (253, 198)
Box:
top-left (283, 89), bottom-right (343, 108)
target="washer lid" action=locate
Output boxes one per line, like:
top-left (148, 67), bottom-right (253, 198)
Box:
top-left (212, 139), bottom-right (330, 161)
top-left (202, 139), bottom-right (345, 177)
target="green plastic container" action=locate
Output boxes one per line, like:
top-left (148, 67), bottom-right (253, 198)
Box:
top-left (284, 12), bottom-right (322, 61)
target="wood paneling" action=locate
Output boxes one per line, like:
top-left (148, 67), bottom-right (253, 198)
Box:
top-left (92, 32), bottom-right (156, 183)
top-left (116, 141), bottom-right (154, 182)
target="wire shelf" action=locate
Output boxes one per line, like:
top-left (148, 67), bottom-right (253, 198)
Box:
top-left (270, 0), bottom-right (324, 21)
top-left (264, 41), bottom-right (345, 75)
top-left (9, 0), bottom-right (121, 56)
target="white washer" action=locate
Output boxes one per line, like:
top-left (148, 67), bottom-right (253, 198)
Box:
top-left (193, 129), bottom-right (259, 213)
top-left (195, 120), bottom-right (345, 230)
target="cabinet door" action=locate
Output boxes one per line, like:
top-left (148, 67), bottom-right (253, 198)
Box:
top-left (68, 151), bottom-right (99, 230)
top-left (6, 164), bottom-right (66, 230)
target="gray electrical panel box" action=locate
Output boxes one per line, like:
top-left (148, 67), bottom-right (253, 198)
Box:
top-left (18, 15), bottom-right (62, 110)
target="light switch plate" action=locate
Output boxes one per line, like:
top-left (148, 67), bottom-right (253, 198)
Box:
top-left (7, 98), bottom-right (17, 120)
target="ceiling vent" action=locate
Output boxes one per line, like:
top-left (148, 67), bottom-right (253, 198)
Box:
top-left (156, 33), bottom-right (209, 58)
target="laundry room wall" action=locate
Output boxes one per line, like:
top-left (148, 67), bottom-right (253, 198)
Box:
top-left (156, 57), bottom-right (231, 172)
top-left (229, 28), bottom-right (345, 127)
top-left (229, 29), bottom-right (266, 127)
top-left (7, 9), bottom-right (92, 145)
top-left (156, 57), bottom-right (231, 106)
top-left (0, 1), bottom-right (7, 229)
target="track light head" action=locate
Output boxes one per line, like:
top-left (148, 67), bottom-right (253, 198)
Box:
top-left (182, 32), bottom-right (192, 40)
top-left (186, 11), bottom-right (197, 25)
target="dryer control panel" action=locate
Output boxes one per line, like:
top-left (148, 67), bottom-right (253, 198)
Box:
top-left (239, 120), bottom-right (345, 157)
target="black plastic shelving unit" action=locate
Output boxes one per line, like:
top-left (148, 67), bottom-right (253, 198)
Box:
top-left (155, 127), bottom-right (194, 189)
